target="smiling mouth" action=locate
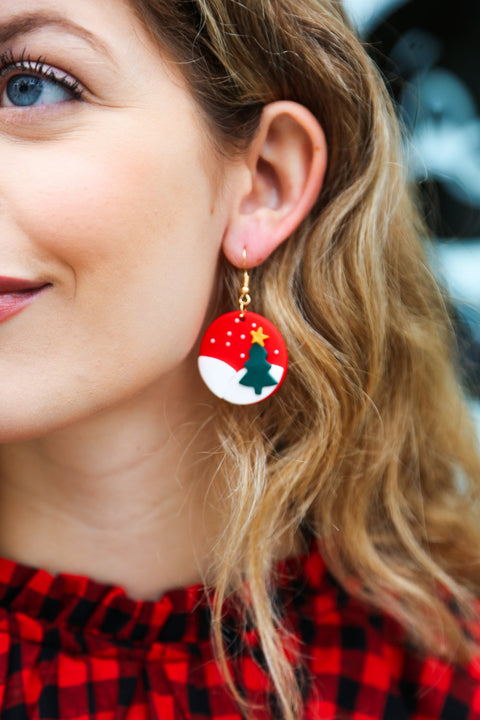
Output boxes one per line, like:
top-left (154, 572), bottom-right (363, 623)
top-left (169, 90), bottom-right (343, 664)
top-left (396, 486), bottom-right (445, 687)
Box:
top-left (0, 278), bottom-right (51, 323)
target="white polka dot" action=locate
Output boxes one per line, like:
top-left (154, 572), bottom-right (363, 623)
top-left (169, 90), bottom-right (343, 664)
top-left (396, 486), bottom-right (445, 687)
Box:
top-left (235, 318), bottom-right (240, 323)
top-left (227, 331), bottom-right (233, 337)
top-left (274, 349), bottom-right (279, 355)
top-left (226, 342), bottom-right (231, 347)
top-left (252, 323), bottom-right (257, 328)
top-left (240, 353), bottom-right (246, 359)
top-left (210, 338), bottom-right (216, 344)
top-left (240, 334), bottom-right (246, 340)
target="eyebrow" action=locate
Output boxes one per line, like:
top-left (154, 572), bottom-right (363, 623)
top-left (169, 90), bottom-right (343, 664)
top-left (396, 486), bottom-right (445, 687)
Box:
top-left (0, 11), bottom-right (113, 59)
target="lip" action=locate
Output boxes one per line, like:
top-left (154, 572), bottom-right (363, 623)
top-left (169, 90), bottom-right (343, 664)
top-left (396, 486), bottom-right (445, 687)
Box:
top-left (0, 277), bottom-right (51, 324)
top-left (0, 276), bottom-right (51, 293)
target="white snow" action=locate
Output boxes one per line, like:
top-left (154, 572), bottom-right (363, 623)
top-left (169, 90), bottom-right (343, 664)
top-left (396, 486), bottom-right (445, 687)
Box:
top-left (198, 356), bottom-right (285, 405)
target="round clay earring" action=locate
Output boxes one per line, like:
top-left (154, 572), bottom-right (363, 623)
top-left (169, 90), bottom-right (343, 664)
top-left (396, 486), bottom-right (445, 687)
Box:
top-left (198, 250), bottom-right (288, 405)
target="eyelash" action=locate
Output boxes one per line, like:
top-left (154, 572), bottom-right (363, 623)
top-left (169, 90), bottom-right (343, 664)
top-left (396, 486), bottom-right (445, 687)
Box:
top-left (0, 48), bottom-right (84, 101)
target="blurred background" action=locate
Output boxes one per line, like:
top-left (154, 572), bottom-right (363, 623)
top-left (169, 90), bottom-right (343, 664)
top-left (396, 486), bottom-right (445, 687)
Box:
top-left (342, 0), bottom-right (480, 437)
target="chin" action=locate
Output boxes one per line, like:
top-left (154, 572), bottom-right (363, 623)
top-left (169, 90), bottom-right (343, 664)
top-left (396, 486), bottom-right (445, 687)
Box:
top-left (0, 391), bottom-right (98, 443)
top-left (0, 411), bottom-right (68, 443)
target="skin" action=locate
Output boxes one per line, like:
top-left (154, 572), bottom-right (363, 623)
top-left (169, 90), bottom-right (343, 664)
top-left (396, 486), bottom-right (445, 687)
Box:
top-left (0, 0), bottom-right (327, 599)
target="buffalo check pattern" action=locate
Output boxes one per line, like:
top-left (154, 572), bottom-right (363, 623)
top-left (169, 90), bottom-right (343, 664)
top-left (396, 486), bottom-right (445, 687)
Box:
top-left (0, 546), bottom-right (478, 719)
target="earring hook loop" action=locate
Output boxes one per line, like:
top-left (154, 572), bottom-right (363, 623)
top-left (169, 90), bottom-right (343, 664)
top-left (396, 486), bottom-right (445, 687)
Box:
top-left (239, 248), bottom-right (251, 317)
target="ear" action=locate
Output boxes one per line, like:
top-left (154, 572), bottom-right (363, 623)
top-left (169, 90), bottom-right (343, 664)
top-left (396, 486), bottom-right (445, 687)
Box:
top-left (222, 101), bottom-right (327, 268)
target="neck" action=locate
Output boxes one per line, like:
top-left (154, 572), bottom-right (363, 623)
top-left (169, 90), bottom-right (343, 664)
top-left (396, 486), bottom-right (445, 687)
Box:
top-left (0, 366), bottom-right (220, 600)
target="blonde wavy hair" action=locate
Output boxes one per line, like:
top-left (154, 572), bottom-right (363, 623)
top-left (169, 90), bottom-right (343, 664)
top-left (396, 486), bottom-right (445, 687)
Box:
top-left (129, 0), bottom-right (480, 717)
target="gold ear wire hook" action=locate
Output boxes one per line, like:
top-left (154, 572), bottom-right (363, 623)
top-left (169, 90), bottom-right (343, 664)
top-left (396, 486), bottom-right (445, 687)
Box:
top-left (239, 248), bottom-right (251, 318)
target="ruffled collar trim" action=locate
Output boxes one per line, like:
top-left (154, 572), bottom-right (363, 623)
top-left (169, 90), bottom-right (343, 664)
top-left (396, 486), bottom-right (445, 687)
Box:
top-left (0, 544), bottom-right (327, 651)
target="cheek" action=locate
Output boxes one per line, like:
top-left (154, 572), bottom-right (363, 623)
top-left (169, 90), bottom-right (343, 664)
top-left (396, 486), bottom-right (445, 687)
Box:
top-left (12, 132), bottom-right (203, 267)
top-left (5, 124), bottom-right (223, 374)
top-left (0, 63), bottom-right (229, 435)
top-left (12, 113), bottom-right (220, 283)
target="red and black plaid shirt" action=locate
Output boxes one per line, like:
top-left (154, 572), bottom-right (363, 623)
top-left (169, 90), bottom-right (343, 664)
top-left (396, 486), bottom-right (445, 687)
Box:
top-left (0, 545), bottom-right (478, 719)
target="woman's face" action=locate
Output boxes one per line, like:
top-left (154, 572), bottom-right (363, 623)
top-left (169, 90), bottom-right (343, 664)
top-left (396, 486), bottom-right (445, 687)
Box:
top-left (0, 0), bottom-right (232, 439)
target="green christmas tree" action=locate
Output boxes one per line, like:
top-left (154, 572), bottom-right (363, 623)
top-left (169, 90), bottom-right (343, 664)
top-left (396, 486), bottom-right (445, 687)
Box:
top-left (239, 341), bottom-right (278, 395)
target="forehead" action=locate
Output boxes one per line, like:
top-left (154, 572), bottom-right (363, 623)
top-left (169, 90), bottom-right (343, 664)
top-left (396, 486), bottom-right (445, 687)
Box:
top-left (0, 0), bottom-right (149, 54)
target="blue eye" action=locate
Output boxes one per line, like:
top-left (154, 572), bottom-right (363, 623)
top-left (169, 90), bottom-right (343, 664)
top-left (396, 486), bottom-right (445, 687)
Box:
top-left (0, 53), bottom-right (84, 110)
top-left (3, 73), bottom-right (74, 107)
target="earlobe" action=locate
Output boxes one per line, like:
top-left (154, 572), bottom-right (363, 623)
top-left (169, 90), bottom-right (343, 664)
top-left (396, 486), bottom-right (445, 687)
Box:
top-left (222, 101), bottom-right (327, 268)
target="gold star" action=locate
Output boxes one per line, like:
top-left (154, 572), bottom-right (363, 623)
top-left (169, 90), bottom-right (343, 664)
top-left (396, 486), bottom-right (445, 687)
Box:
top-left (250, 327), bottom-right (269, 347)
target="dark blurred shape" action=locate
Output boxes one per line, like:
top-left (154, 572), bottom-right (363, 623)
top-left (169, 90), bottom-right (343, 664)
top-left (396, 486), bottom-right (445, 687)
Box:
top-left (358, 0), bottom-right (480, 399)
top-left (367, 0), bottom-right (480, 238)
top-left (452, 303), bottom-right (480, 397)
